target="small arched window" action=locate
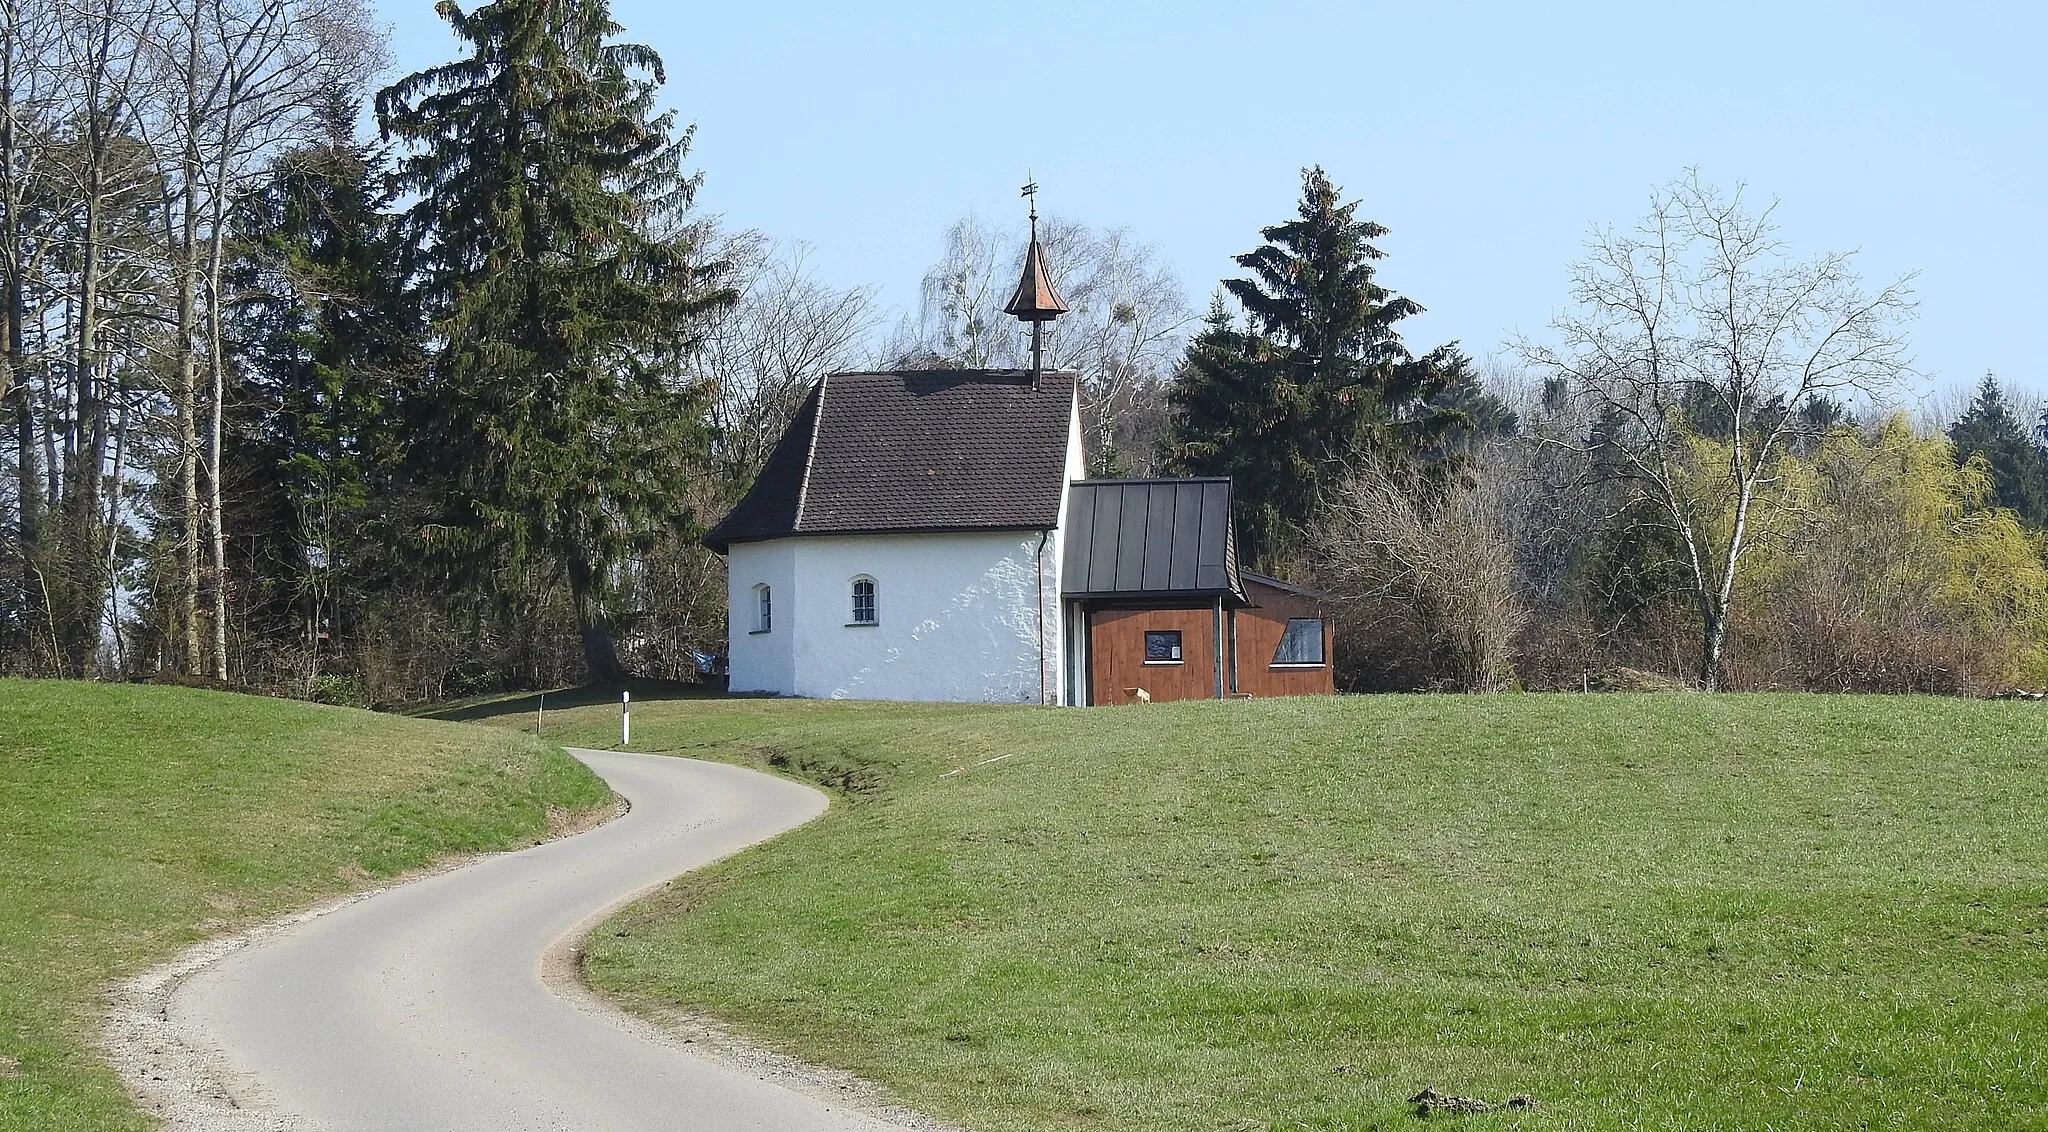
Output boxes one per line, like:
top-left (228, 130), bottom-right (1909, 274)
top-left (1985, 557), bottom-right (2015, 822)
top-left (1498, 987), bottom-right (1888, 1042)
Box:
top-left (849, 576), bottom-right (878, 625)
top-left (752, 584), bottom-right (772, 633)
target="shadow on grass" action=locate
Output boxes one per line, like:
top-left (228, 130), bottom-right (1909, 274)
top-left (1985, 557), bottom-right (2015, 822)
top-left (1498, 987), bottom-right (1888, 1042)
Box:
top-left (417, 677), bottom-right (726, 723)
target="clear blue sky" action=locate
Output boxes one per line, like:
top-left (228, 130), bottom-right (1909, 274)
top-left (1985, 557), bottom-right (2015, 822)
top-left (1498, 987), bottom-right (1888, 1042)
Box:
top-left (369, 0), bottom-right (2045, 397)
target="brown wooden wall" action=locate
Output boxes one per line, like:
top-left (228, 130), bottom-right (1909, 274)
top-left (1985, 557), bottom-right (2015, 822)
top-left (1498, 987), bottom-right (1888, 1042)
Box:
top-left (1088, 606), bottom-right (1221, 705)
top-left (1230, 581), bottom-right (1335, 698)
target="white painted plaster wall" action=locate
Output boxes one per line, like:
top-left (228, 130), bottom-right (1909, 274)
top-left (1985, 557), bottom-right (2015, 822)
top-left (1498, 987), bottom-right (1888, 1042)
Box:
top-left (783, 531), bottom-right (1061, 703)
top-left (1056, 389), bottom-right (1088, 704)
top-left (724, 540), bottom-right (796, 695)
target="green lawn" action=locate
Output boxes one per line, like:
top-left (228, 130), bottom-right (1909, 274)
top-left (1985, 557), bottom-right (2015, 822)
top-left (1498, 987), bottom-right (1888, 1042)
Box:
top-left (459, 690), bottom-right (2048, 1131)
top-left (0, 680), bottom-right (613, 1132)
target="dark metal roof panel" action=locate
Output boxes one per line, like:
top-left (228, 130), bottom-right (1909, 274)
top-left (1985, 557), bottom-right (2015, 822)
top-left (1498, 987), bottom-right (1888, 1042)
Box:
top-left (1062, 482), bottom-right (1096, 581)
top-left (1062, 478), bottom-right (1246, 602)
top-left (1194, 481), bottom-right (1231, 591)
top-left (1166, 483), bottom-right (1203, 591)
top-left (1140, 488), bottom-right (1175, 591)
top-left (1114, 485), bottom-right (1149, 590)
top-left (1085, 484), bottom-right (1121, 593)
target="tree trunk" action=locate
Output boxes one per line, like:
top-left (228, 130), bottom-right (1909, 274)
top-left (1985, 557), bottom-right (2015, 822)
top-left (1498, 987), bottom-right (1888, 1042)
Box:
top-left (7, 267), bottom-right (38, 669)
top-left (170, 28), bottom-right (203, 674)
top-left (568, 557), bottom-right (628, 684)
top-left (176, 293), bottom-right (200, 672)
top-left (100, 395), bottom-right (127, 673)
top-left (1699, 598), bottom-right (1727, 691)
top-left (59, 173), bottom-right (106, 676)
top-left (579, 621), bottom-right (627, 685)
top-left (11, 369), bottom-right (34, 548)
top-left (175, 178), bottom-right (201, 670)
top-left (205, 225), bottom-right (228, 682)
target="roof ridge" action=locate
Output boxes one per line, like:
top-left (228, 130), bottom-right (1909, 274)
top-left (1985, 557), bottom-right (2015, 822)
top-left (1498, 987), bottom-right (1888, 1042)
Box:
top-left (792, 375), bottom-right (828, 530)
top-left (1074, 475), bottom-right (1234, 486)
top-left (828, 368), bottom-right (1081, 379)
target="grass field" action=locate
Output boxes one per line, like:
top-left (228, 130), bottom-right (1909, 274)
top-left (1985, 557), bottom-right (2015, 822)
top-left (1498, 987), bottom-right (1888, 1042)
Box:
top-left (458, 688), bottom-right (2048, 1131)
top-left (0, 680), bottom-right (613, 1132)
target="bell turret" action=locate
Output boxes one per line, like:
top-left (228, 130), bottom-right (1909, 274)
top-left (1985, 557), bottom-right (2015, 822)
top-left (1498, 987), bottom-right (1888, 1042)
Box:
top-left (1005, 180), bottom-right (1067, 385)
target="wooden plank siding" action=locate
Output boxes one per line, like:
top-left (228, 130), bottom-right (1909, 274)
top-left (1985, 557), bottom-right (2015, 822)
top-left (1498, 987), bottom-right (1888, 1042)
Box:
top-left (1088, 606), bottom-right (1220, 704)
top-left (1230, 580), bottom-right (1335, 698)
top-left (1084, 577), bottom-right (1333, 705)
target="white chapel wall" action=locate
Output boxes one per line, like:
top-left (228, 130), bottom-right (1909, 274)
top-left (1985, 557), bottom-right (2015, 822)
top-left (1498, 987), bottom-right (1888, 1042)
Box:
top-left (725, 540), bottom-right (797, 695)
top-left (1050, 387), bottom-right (1087, 704)
top-left (786, 531), bottom-right (1061, 703)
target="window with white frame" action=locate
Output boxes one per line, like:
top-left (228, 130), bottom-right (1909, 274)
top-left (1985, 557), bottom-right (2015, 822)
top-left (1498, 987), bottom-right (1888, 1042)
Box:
top-left (849, 576), bottom-right (878, 625)
top-left (752, 584), bottom-right (772, 633)
top-left (1272, 618), bottom-right (1324, 666)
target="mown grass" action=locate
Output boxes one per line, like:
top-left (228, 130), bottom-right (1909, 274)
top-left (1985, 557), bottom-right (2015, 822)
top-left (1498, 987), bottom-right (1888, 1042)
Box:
top-left (0, 680), bottom-right (613, 1132)
top-left (461, 690), bottom-right (2048, 1130)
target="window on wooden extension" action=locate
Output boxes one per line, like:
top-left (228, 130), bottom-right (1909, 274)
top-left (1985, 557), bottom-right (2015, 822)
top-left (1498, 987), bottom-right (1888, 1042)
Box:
top-left (1143, 630), bottom-right (1184, 664)
top-left (849, 577), bottom-right (877, 625)
top-left (1272, 618), bottom-right (1325, 666)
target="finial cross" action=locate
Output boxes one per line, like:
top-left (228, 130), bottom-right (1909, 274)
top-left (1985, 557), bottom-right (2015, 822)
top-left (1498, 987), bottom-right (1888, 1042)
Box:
top-left (1021, 176), bottom-right (1038, 224)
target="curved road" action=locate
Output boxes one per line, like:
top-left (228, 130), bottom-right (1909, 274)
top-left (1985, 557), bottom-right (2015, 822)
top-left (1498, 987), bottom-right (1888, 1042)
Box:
top-left (169, 750), bottom-right (915, 1132)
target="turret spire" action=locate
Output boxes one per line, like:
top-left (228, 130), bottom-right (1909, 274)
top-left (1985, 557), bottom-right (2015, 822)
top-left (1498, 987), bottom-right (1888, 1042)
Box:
top-left (1005, 178), bottom-right (1068, 385)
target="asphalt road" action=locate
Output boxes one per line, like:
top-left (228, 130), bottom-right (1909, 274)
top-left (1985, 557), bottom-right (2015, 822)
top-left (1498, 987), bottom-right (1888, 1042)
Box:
top-left (169, 749), bottom-right (915, 1132)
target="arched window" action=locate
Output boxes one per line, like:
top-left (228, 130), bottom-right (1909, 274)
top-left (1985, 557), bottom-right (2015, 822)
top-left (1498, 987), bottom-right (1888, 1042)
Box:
top-left (849, 576), bottom-right (878, 625)
top-left (752, 584), bottom-right (772, 633)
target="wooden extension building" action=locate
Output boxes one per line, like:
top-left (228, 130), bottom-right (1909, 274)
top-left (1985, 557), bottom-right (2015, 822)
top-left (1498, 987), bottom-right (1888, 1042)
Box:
top-left (1062, 479), bottom-right (1334, 705)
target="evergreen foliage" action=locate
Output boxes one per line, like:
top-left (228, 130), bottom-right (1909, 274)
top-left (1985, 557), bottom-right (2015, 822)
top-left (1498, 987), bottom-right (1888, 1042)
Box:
top-left (1946, 374), bottom-right (2048, 528)
top-left (231, 91), bottom-right (420, 678)
top-left (375, 0), bottom-right (736, 682)
top-left (1163, 167), bottom-right (1486, 566)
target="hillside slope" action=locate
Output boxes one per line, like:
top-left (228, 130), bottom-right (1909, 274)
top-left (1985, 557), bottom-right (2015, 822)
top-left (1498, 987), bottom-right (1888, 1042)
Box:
top-left (466, 691), bottom-right (2048, 1131)
top-left (0, 681), bottom-right (612, 1132)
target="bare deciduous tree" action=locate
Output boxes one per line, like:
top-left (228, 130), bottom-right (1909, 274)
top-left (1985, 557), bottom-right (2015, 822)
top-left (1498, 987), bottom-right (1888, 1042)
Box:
top-left (702, 236), bottom-right (878, 488)
top-left (143, 0), bottom-right (381, 677)
top-left (888, 213), bottom-right (1193, 475)
top-left (1309, 449), bottom-right (1526, 692)
top-left (1522, 174), bottom-right (1915, 689)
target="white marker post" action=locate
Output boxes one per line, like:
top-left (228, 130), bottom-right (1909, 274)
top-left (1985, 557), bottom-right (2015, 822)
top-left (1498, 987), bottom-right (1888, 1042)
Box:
top-left (536, 692), bottom-right (544, 736)
top-left (621, 689), bottom-right (631, 747)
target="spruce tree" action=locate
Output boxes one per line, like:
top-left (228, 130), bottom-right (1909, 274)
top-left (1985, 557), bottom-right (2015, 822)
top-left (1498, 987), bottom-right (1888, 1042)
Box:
top-left (1948, 374), bottom-right (2048, 528)
top-left (1165, 297), bottom-right (1293, 564)
top-left (1163, 167), bottom-right (1472, 566)
top-left (232, 89), bottom-right (419, 682)
top-left (376, 0), bottom-right (734, 682)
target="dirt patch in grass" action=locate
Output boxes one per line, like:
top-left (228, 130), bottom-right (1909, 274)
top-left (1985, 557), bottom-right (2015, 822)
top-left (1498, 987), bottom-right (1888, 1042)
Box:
top-left (549, 796), bottom-right (628, 838)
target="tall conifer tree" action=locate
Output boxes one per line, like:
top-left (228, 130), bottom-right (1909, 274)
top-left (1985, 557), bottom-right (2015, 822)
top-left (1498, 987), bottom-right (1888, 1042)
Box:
top-left (376, 0), bottom-right (734, 681)
top-left (1948, 374), bottom-right (2048, 528)
top-left (1164, 167), bottom-right (1477, 566)
top-left (232, 90), bottom-right (418, 679)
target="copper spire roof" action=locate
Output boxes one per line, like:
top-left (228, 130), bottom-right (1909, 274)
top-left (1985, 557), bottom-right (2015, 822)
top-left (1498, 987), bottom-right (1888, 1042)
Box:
top-left (1004, 232), bottom-right (1069, 323)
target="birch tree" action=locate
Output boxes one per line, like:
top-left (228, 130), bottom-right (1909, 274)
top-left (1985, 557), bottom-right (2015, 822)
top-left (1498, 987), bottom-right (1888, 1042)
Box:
top-left (1523, 174), bottom-right (1914, 689)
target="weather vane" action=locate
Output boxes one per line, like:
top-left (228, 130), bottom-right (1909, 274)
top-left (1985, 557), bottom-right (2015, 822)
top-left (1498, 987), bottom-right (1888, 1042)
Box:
top-left (1021, 175), bottom-right (1038, 225)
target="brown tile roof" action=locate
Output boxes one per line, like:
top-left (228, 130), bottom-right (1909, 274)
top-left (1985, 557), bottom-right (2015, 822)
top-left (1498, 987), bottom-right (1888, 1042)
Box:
top-left (703, 369), bottom-right (1078, 552)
